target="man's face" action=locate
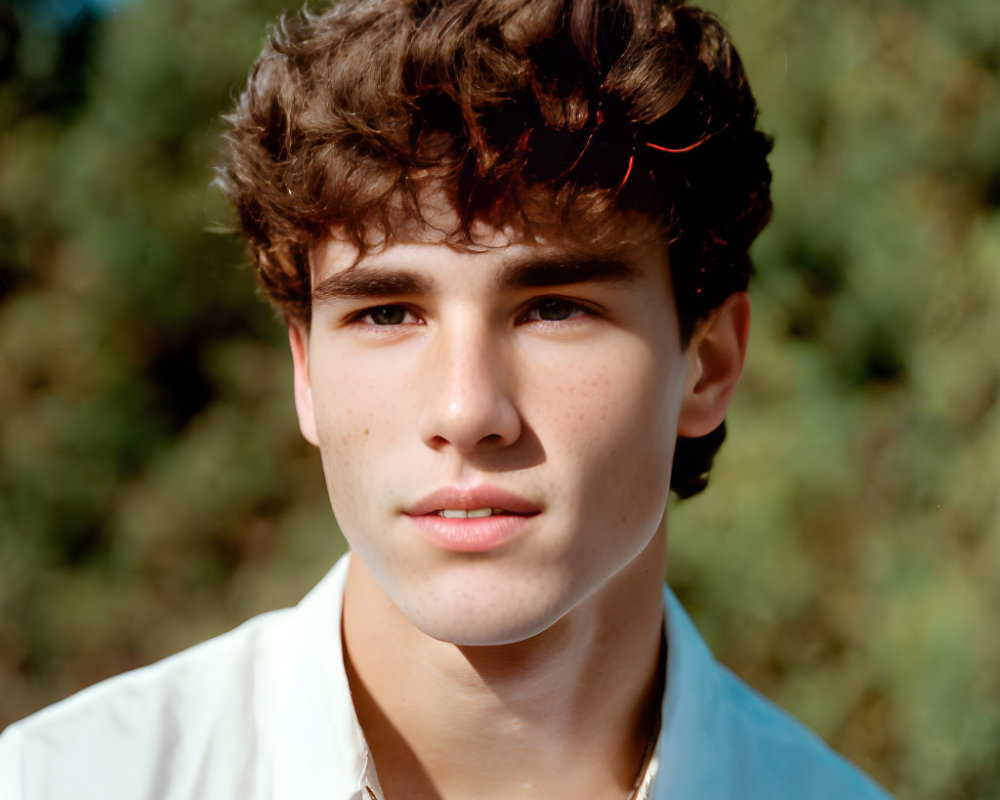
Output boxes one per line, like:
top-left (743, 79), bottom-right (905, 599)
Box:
top-left (292, 223), bottom-right (693, 646)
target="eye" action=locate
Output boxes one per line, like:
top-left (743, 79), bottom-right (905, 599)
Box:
top-left (358, 305), bottom-right (417, 326)
top-left (522, 297), bottom-right (591, 323)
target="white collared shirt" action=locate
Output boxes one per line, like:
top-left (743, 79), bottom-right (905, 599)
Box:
top-left (0, 554), bottom-right (892, 799)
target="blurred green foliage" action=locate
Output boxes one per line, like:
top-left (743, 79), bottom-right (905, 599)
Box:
top-left (0, 1), bottom-right (997, 797)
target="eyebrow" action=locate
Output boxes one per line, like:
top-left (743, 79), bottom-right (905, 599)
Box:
top-left (310, 254), bottom-right (641, 306)
top-left (495, 255), bottom-right (641, 290)
top-left (312, 268), bottom-right (432, 305)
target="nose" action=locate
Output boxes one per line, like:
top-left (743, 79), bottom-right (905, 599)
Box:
top-left (417, 316), bottom-right (522, 454)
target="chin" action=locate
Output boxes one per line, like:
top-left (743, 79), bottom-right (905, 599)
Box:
top-left (396, 569), bottom-right (576, 647)
top-left (415, 612), bottom-right (559, 648)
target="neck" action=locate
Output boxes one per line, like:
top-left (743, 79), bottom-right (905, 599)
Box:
top-left (342, 535), bottom-right (667, 800)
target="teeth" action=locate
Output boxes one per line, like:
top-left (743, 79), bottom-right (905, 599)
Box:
top-left (438, 508), bottom-right (505, 518)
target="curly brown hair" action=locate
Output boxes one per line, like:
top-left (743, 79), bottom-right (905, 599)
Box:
top-left (220, 0), bottom-right (772, 498)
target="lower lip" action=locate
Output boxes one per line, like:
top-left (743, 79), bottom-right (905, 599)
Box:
top-left (405, 513), bottom-right (535, 553)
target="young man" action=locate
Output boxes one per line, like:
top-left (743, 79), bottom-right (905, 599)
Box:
top-left (1, 1), bottom-right (893, 797)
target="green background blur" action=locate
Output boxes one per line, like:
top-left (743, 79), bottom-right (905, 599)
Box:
top-left (1, 0), bottom-right (998, 796)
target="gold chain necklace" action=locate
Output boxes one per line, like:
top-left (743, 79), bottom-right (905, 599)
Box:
top-left (625, 628), bottom-right (667, 800)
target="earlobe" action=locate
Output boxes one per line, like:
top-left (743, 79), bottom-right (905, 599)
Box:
top-left (288, 322), bottom-right (320, 446)
top-left (677, 292), bottom-right (751, 438)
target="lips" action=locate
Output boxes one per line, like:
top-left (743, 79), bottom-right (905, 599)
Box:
top-left (404, 485), bottom-right (541, 553)
top-left (405, 486), bottom-right (541, 518)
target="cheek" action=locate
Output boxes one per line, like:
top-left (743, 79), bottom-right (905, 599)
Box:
top-left (311, 350), bottom-right (407, 442)
top-left (309, 358), bottom-right (407, 509)
top-left (537, 340), bottom-right (680, 447)
top-left (525, 337), bottom-right (683, 509)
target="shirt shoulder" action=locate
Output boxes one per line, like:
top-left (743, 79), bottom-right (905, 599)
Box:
top-left (709, 664), bottom-right (893, 799)
top-left (653, 587), bottom-right (894, 800)
top-left (0, 605), bottom-right (296, 800)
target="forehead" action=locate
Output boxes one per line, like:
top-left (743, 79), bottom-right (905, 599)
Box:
top-left (310, 195), bottom-right (666, 284)
top-left (310, 228), bottom-right (668, 297)
top-left (312, 219), bottom-right (517, 280)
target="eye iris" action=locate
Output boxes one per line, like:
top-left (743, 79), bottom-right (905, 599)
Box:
top-left (537, 299), bottom-right (574, 321)
top-left (371, 306), bottom-right (405, 325)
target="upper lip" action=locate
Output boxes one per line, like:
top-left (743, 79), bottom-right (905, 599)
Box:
top-left (405, 485), bottom-right (541, 516)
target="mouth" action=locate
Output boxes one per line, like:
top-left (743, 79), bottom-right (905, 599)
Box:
top-left (404, 486), bottom-right (541, 552)
top-left (405, 485), bottom-right (541, 518)
top-left (434, 508), bottom-right (528, 519)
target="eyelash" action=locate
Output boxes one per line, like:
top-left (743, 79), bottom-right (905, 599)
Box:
top-left (347, 297), bottom-right (598, 328)
top-left (350, 305), bottom-right (421, 327)
top-left (519, 297), bottom-right (595, 323)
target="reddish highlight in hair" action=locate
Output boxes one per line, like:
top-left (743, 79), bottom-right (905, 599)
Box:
top-left (646, 131), bottom-right (714, 153)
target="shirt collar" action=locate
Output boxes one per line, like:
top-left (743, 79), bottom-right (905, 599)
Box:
top-left (267, 553), bottom-right (375, 799)
top-left (648, 585), bottom-right (723, 796)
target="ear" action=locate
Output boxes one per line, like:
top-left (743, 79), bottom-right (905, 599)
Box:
top-left (677, 292), bottom-right (751, 438)
top-left (288, 322), bottom-right (319, 446)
